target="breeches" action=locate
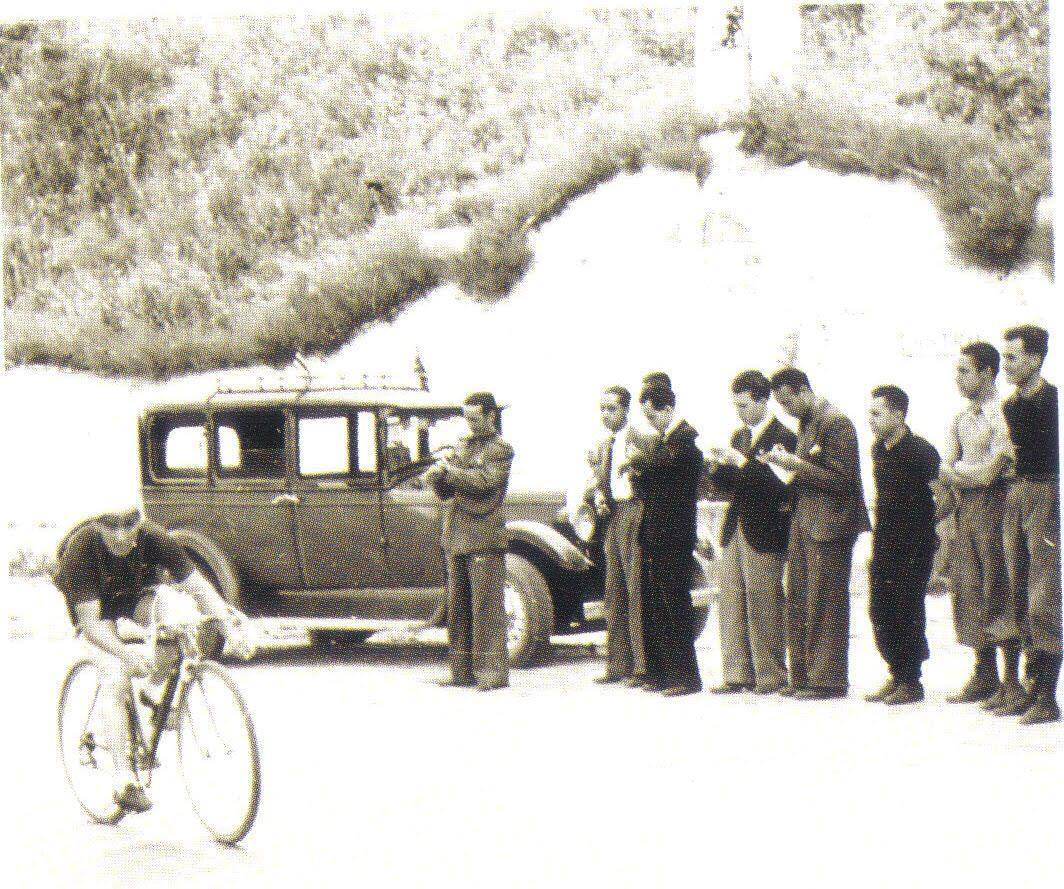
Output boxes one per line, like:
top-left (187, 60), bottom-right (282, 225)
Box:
top-left (869, 545), bottom-right (935, 683)
top-left (950, 487), bottom-right (1015, 648)
top-left (1004, 479), bottom-right (1062, 655)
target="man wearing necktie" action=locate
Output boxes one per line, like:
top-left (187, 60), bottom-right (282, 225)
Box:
top-left (706, 370), bottom-right (797, 695)
top-left (584, 385), bottom-right (654, 685)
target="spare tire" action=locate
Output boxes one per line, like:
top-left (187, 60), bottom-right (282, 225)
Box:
top-left (504, 553), bottom-right (554, 668)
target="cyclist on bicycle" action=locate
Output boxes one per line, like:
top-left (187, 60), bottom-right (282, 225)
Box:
top-left (52, 507), bottom-right (256, 814)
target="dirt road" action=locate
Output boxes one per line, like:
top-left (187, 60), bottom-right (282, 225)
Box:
top-left (5, 592), bottom-right (1061, 889)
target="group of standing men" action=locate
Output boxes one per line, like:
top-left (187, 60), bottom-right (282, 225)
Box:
top-left (583, 324), bottom-right (1059, 724)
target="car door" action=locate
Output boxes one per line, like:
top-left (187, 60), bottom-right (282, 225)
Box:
top-left (291, 408), bottom-right (390, 590)
top-left (209, 407), bottom-right (305, 590)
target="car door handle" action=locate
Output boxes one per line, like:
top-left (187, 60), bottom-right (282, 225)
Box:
top-left (271, 494), bottom-right (300, 506)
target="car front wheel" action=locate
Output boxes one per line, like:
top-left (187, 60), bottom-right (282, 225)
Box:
top-left (504, 553), bottom-right (554, 668)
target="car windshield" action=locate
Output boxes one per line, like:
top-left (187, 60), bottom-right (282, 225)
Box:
top-left (382, 410), bottom-right (468, 484)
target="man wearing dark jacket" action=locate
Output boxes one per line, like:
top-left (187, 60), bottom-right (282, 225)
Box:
top-left (627, 379), bottom-right (704, 696)
top-left (765, 368), bottom-right (871, 700)
top-left (865, 385), bottom-right (941, 705)
top-left (706, 370), bottom-right (797, 695)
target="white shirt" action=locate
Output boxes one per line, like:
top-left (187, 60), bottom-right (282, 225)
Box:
top-left (608, 425), bottom-right (635, 502)
top-left (737, 411), bottom-right (775, 466)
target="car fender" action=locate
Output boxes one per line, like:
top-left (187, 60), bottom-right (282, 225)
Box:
top-left (505, 520), bottom-right (593, 572)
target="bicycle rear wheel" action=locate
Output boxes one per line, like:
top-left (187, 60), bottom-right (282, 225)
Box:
top-left (176, 661), bottom-right (261, 844)
top-left (57, 658), bottom-right (127, 825)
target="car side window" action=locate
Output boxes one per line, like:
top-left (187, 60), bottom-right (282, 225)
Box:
top-left (216, 409), bottom-right (286, 479)
top-left (297, 411), bottom-right (378, 480)
top-left (147, 413), bottom-right (208, 480)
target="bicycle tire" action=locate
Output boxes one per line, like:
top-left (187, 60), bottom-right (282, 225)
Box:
top-left (176, 660), bottom-right (261, 845)
top-left (57, 658), bottom-right (127, 826)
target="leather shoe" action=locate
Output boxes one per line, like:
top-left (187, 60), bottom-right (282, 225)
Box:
top-left (753, 679), bottom-right (785, 695)
top-left (883, 682), bottom-right (924, 706)
top-left (793, 686), bottom-right (846, 701)
top-left (710, 682), bottom-right (749, 695)
top-left (475, 680), bottom-right (508, 692)
top-left (594, 673), bottom-right (625, 685)
top-left (113, 781), bottom-right (153, 814)
top-left (864, 678), bottom-right (897, 702)
top-left (778, 681), bottom-right (806, 697)
top-left (624, 675), bottom-right (648, 688)
top-left (946, 672), bottom-right (998, 704)
top-left (1018, 695), bottom-right (1061, 725)
top-left (661, 685), bottom-right (700, 697)
top-left (437, 677), bottom-right (474, 688)
top-left (994, 680), bottom-right (1033, 716)
top-left (980, 685), bottom-right (1008, 711)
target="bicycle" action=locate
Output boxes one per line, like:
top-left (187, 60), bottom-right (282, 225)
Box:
top-left (57, 587), bottom-right (262, 845)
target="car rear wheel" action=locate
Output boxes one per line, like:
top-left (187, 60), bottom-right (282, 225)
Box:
top-left (504, 553), bottom-right (554, 668)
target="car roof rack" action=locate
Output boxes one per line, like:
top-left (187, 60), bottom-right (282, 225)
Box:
top-left (209, 353), bottom-right (432, 398)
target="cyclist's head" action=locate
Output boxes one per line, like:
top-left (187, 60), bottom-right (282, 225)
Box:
top-left (97, 507), bottom-right (145, 558)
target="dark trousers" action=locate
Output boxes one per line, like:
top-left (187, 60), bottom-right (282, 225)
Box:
top-left (602, 499), bottom-right (645, 678)
top-left (787, 525), bottom-right (856, 691)
top-left (641, 544), bottom-right (702, 691)
top-left (446, 551), bottom-right (508, 686)
top-left (869, 546), bottom-right (935, 684)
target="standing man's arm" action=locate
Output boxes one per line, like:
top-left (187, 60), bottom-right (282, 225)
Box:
top-left (439, 440), bottom-right (514, 495)
top-left (949, 412), bottom-right (1014, 489)
top-left (789, 416), bottom-right (861, 494)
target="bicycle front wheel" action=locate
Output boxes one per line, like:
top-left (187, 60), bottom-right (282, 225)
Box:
top-left (176, 660), bottom-right (261, 845)
top-left (57, 658), bottom-right (127, 825)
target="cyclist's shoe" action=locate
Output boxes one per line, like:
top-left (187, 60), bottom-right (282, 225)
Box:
top-left (113, 781), bottom-right (153, 814)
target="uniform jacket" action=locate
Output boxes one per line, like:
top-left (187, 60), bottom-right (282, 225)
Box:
top-left (791, 399), bottom-right (871, 543)
top-left (432, 432), bottom-right (515, 556)
top-left (629, 419), bottom-right (704, 554)
top-left (708, 417), bottom-right (797, 555)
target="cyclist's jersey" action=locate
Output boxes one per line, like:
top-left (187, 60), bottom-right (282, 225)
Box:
top-left (53, 521), bottom-right (193, 624)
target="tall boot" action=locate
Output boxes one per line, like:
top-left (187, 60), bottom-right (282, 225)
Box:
top-left (947, 646), bottom-right (999, 704)
top-left (994, 643), bottom-right (1033, 716)
top-left (1019, 653), bottom-right (1062, 725)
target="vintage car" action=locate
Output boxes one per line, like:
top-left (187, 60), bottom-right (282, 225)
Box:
top-left (135, 376), bottom-right (714, 665)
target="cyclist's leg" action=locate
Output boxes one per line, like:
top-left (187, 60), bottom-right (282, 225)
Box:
top-left (84, 635), bottom-right (140, 794)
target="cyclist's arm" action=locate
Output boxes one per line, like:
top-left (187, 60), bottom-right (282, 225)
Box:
top-left (73, 599), bottom-right (151, 675)
top-left (171, 570), bottom-right (241, 623)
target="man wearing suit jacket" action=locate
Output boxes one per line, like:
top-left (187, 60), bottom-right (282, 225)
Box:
top-left (425, 392), bottom-right (514, 692)
top-left (764, 368), bottom-right (871, 700)
top-left (583, 385), bottom-right (655, 685)
top-left (706, 370), bottom-right (798, 695)
top-left (627, 379), bottom-right (704, 696)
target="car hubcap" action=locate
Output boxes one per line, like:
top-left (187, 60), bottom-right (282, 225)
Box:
top-left (503, 579), bottom-right (527, 649)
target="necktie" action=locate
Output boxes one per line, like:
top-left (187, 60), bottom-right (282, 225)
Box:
top-left (736, 426), bottom-right (753, 456)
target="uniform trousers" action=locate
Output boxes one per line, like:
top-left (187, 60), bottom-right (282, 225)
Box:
top-left (716, 527), bottom-right (786, 687)
top-left (446, 551), bottom-right (509, 686)
top-left (786, 524), bottom-right (855, 691)
top-left (950, 486), bottom-right (1017, 648)
top-left (868, 545), bottom-right (935, 684)
top-left (641, 544), bottom-right (702, 691)
top-left (1003, 478), bottom-right (1062, 656)
top-left (602, 498), bottom-right (646, 679)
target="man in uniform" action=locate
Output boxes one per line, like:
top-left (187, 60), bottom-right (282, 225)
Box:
top-left (426, 392), bottom-right (515, 692)
top-left (941, 342), bottom-right (1019, 707)
top-left (1000, 325), bottom-right (1061, 724)
top-left (764, 368), bottom-right (870, 700)
top-left (865, 385), bottom-right (941, 705)
top-left (51, 508), bottom-right (255, 813)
